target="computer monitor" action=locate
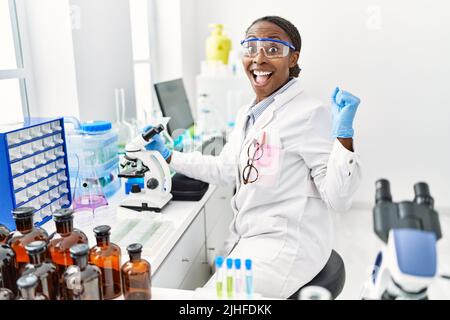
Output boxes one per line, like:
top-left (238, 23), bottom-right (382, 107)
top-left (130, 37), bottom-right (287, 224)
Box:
top-left (154, 79), bottom-right (194, 138)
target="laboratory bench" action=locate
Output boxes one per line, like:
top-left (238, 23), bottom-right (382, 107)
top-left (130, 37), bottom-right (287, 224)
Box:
top-left (131, 287), bottom-right (198, 300)
top-left (117, 287), bottom-right (269, 300)
top-left (40, 182), bottom-right (235, 296)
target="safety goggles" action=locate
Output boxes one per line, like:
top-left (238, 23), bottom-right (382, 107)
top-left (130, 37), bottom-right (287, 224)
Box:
top-left (240, 37), bottom-right (296, 59)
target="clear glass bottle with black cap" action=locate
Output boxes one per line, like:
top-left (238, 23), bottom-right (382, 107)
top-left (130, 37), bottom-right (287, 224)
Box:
top-left (89, 225), bottom-right (121, 299)
top-left (63, 243), bottom-right (103, 300)
top-left (0, 224), bottom-right (10, 244)
top-left (6, 207), bottom-right (49, 273)
top-left (23, 240), bottom-right (60, 300)
top-left (16, 273), bottom-right (47, 300)
top-left (0, 288), bottom-right (15, 300)
top-left (121, 243), bottom-right (151, 300)
top-left (0, 244), bottom-right (18, 295)
top-left (48, 208), bottom-right (88, 283)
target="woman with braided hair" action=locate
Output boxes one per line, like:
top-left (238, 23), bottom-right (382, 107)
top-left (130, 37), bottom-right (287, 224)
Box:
top-left (145, 16), bottom-right (362, 298)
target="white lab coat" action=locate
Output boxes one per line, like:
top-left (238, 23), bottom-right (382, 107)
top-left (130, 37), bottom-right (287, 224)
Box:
top-left (169, 78), bottom-right (362, 298)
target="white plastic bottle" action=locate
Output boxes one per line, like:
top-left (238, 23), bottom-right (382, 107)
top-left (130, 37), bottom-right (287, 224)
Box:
top-left (197, 93), bottom-right (211, 139)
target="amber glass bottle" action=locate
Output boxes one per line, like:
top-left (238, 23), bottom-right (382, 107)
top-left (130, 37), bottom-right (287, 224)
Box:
top-left (0, 244), bottom-right (18, 295)
top-left (63, 244), bottom-right (103, 300)
top-left (89, 225), bottom-right (121, 299)
top-left (23, 241), bottom-right (60, 300)
top-left (6, 207), bottom-right (48, 273)
top-left (0, 224), bottom-right (10, 244)
top-left (16, 273), bottom-right (47, 300)
top-left (121, 243), bottom-right (151, 300)
top-left (48, 208), bottom-right (88, 284)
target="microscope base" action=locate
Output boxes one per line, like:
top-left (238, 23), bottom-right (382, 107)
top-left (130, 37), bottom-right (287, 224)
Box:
top-left (120, 193), bottom-right (173, 213)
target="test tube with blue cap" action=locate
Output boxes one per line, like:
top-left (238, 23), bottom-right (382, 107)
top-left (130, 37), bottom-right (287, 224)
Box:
top-left (226, 258), bottom-right (234, 299)
top-left (215, 256), bottom-right (224, 298)
top-left (245, 259), bottom-right (253, 299)
top-left (234, 258), bottom-right (244, 298)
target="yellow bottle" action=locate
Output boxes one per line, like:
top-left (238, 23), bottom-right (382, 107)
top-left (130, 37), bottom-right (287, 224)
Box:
top-left (206, 24), bottom-right (232, 65)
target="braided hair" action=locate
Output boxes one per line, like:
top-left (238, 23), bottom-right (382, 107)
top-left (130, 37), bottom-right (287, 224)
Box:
top-left (246, 16), bottom-right (302, 77)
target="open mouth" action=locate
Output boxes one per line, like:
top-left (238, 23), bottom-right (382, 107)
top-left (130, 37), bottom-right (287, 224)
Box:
top-left (251, 70), bottom-right (273, 86)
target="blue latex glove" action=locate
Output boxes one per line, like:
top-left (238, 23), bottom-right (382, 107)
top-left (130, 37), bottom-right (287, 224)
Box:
top-left (142, 125), bottom-right (172, 160)
top-left (331, 87), bottom-right (361, 138)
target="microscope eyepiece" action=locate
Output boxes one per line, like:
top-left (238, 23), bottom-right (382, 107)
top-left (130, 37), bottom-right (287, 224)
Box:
top-left (142, 124), bottom-right (164, 142)
top-left (414, 182), bottom-right (434, 208)
top-left (375, 179), bottom-right (392, 203)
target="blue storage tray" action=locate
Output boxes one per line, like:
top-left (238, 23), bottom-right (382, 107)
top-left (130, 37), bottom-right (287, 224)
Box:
top-left (0, 118), bottom-right (72, 230)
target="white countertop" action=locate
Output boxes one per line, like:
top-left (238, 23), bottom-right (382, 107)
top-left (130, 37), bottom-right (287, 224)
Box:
top-left (111, 287), bottom-right (197, 300)
top-left (147, 287), bottom-right (196, 300)
top-left (119, 287), bottom-right (268, 300)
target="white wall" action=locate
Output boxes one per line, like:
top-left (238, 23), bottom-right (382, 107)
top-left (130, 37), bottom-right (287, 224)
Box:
top-left (179, 0), bottom-right (200, 110)
top-left (150, 0), bottom-right (183, 83)
top-left (22, 0), bottom-right (137, 123)
top-left (22, 0), bottom-right (79, 118)
top-left (178, 0), bottom-right (450, 208)
top-left (69, 0), bottom-right (136, 122)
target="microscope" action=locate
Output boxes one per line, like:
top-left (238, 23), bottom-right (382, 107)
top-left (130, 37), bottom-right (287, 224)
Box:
top-left (361, 179), bottom-right (443, 300)
top-left (118, 124), bottom-right (172, 212)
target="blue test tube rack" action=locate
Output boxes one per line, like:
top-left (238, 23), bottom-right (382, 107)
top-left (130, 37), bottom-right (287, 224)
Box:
top-left (0, 117), bottom-right (72, 230)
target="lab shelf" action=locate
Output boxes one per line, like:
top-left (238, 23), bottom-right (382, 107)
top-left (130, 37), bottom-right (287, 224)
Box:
top-left (38, 214), bottom-right (53, 226)
top-left (13, 168), bottom-right (67, 192)
top-left (11, 156), bottom-right (65, 180)
top-left (7, 130), bottom-right (63, 149)
top-left (8, 142), bottom-right (64, 164)
top-left (0, 118), bottom-right (72, 230)
top-left (15, 181), bottom-right (69, 207)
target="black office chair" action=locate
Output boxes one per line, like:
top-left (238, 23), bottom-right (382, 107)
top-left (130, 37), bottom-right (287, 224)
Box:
top-left (288, 250), bottom-right (346, 300)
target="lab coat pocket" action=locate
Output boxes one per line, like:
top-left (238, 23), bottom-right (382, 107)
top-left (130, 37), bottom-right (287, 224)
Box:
top-left (244, 216), bottom-right (288, 261)
top-left (254, 136), bottom-right (284, 188)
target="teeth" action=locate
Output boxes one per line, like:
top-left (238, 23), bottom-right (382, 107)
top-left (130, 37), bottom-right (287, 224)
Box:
top-left (253, 70), bottom-right (272, 76)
